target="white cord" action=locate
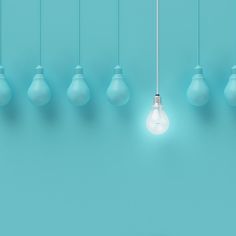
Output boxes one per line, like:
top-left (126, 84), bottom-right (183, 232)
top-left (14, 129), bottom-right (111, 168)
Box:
top-left (156, 0), bottom-right (159, 95)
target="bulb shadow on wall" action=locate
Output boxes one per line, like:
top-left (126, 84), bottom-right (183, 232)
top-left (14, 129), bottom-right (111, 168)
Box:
top-left (0, 97), bottom-right (21, 124)
top-left (188, 101), bottom-right (215, 124)
top-left (35, 95), bottom-right (60, 124)
top-left (0, 80), bottom-right (21, 124)
top-left (224, 104), bottom-right (236, 125)
top-left (108, 99), bottom-right (135, 126)
top-left (73, 99), bottom-right (98, 124)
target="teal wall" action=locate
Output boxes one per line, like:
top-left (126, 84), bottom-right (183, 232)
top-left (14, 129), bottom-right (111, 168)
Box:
top-left (0, 0), bottom-right (236, 235)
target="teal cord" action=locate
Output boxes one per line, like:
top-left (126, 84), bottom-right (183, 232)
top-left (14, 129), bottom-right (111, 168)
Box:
top-left (117, 0), bottom-right (120, 65)
top-left (197, 0), bottom-right (201, 66)
top-left (39, 0), bottom-right (42, 66)
top-left (76, 0), bottom-right (81, 65)
top-left (0, 0), bottom-right (2, 66)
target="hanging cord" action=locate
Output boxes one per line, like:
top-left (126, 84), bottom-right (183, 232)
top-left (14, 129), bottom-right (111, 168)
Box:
top-left (76, 0), bottom-right (81, 65)
top-left (39, 0), bottom-right (42, 66)
top-left (117, 0), bottom-right (120, 65)
top-left (156, 0), bottom-right (159, 95)
top-left (0, 0), bottom-right (2, 66)
top-left (197, 0), bottom-right (200, 66)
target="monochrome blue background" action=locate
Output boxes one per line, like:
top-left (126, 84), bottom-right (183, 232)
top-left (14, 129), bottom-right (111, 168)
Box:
top-left (0, 0), bottom-right (236, 235)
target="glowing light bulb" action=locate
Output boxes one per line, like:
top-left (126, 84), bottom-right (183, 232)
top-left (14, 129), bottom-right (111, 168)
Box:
top-left (146, 94), bottom-right (169, 135)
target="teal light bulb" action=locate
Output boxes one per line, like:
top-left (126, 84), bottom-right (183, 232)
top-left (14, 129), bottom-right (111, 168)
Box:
top-left (67, 65), bottom-right (90, 106)
top-left (224, 65), bottom-right (236, 106)
top-left (187, 65), bottom-right (209, 106)
top-left (0, 66), bottom-right (12, 107)
top-left (106, 65), bottom-right (130, 106)
top-left (27, 65), bottom-right (51, 107)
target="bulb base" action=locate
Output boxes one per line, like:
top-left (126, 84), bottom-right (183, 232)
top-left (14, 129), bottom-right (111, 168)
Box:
top-left (153, 94), bottom-right (161, 106)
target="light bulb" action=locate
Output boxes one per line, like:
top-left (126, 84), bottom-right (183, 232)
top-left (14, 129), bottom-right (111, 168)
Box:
top-left (187, 65), bottom-right (209, 106)
top-left (106, 65), bottom-right (130, 106)
top-left (0, 66), bottom-right (12, 107)
top-left (146, 94), bottom-right (169, 135)
top-left (67, 65), bottom-right (90, 106)
top-left (28, 65), bottom-right (51, 107)
top-left (224, 65), bottom-right (236, 106)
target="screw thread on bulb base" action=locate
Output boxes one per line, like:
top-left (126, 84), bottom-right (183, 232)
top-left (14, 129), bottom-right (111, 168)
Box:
top-left (154, 94), bottom-right (161, 105)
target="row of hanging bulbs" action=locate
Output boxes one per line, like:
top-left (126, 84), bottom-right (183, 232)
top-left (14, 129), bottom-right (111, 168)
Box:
top-left (187, 0), bottom-right (236, 107)
top-left (0, 0), bottom-right (236, 136)
top-left (0, 0), bottom-right (169, 137)
top-left (0, 0), bottom-right (130, 107)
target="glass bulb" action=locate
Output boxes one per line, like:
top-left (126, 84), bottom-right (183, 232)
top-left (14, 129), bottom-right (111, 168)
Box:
top-left (224, 65), bottom-right (236, 106)
top-left (187, 66), bottom-right (209, 106)
top-left (67, 66), bottom-right (90, 106)
top-left (28, 66), bottom-right (51, 107)
top-left (106, 65), bottom-right (130, 106)
top-left (146, 95), bottom-right (169, 135)
top-left (0, 66), bottom-right (12, 107)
